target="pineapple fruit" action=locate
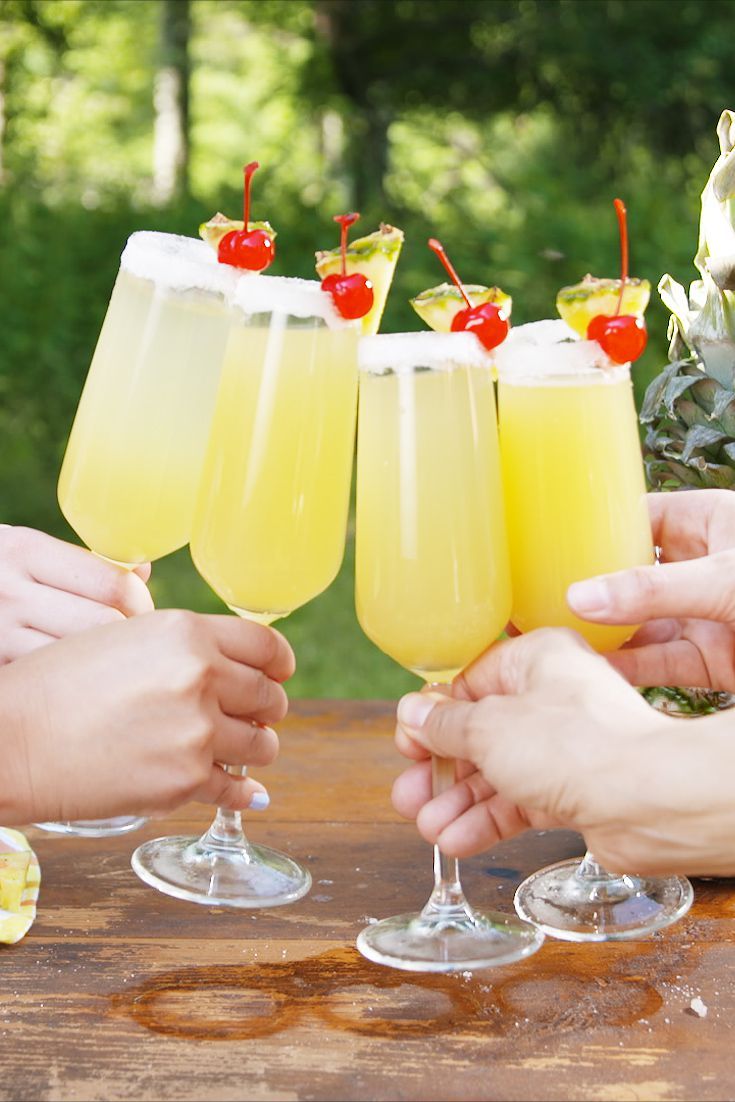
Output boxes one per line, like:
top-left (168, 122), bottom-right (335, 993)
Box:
top-left (556, 275), bottom-right (650, 337)
top-left (0, 830), bottom-right (40, 944)
top-left (410, 283), bottom-right (512, 332)
top-left (199, 212), bottom-right (277, 250)
top-left (315, 223), bottom-right (404, 336)
top-left (0, 851), bottom-right (30, 913)
top-left (642, 109), bottom-right (735, 489)
top-left (639, 109), bottom-right (735, 714)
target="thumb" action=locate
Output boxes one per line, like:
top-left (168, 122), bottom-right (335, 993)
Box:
top-left (567, 551), bottom-right (735, 626)
top-left (397, 691), bottom-right (479, 762)
top-left (397, 689), bottom-right (557, 814)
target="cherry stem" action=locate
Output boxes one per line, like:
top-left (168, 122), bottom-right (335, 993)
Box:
top-left (243, 161), bottom-right (259, 228)
top-left (428, 239), bottom-right (472, 309)
top-left (333, 212), bottom-right (360, 276)
top-left (613, 197), bottom-right (628, 317)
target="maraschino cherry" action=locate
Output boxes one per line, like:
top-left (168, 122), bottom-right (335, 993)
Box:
top-left (587, 199), bottom-right (647, 364)
top-left (320, 213), bottom-right (374, 320)
top-left (428, 238), bottom-right (509, 351)
top-left (218, 162), bottom-right (275, 271)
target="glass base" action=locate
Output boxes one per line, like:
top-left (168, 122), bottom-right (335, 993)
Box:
top-left (514, 857), bottom-right (694, 942)
top-left (356, 904), bottom-right (545, 973)
top-left (33, 816), bottom-right (147, 837)
top-left (131, 833), bottom-right (312, 908)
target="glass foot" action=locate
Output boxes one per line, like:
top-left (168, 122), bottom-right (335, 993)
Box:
top-left (357, 903), bottom-right (545, 973)
top-left (33, 816), bottom-right (147, 837)
top-left (514, 857), bottom-right (694, 941)
top-left (131, 833), bottom-right (312, 908)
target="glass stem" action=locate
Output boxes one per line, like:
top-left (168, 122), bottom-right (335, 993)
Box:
top-left (576, 852), bottom-right (609, 881)
top-left (199, 765), bottom-right (249, 851)
top-left (422, 754), bottom-right (470, 917)
top-left (574, 850), bottom-right (636, 901)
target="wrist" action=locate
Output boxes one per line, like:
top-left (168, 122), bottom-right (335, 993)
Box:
top-left (597, 707), bottom-right (735, 876)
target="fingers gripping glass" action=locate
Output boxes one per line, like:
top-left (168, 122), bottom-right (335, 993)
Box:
top-left (494, 326), bottom-right (693, 941)
top-left (354, 333), bottom-right (544, 970)
top-left (132, 277), bottom-right (359, 907)
top-left (42, 233), bottom-right (238, 839)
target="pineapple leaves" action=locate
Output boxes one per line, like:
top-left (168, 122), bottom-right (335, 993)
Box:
top-left (658, 111), bottom-right (735, 381)
top-left (640, 359), bottom-right (699, 422)
top-left (642, 354), bottom-right (735, 489)
top-left (680, 424), bottom-right (729, 463)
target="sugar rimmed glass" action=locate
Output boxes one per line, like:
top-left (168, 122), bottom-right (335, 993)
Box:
top-left (354, 331), bottom-right (545, 971)
top-left (37, 233), bottom-right (240, 839)
top-left (496, 321), bottom-right (693, 941)
top-left (131, 275), bottom-right (359, 907)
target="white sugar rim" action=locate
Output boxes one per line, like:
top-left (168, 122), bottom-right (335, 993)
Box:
top-left (359, 331), bottom-right (493, 374)
top-left (120, 231), bottom-right (240, 297)
top-left (495, 319), bottom-right (630, 384)
top-left (231, 274), bottom-right (351, 328)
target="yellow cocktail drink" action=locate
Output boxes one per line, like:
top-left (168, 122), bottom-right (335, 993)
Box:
top-left (496, 321), bottom-right (654, 652)
top-left (356, 331), bottom-right (512, 682)
top-left (191, 276), bottom-right (359, 622)
top-left (58, 232), bottom-right (239, 565)
top-left (133, 276), bottom-right (350, 910)
top-left (507, 320), bottom-right (692, 945)
top-left (354, 330), bottom-right (542, 975)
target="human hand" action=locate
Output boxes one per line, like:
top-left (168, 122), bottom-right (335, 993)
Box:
top-left (0, 526), bottom-right (153, 663)
top-left (0, 610), bottom-right (294, 824)
top-left (566, 489), bottom-right (735, 690)
top-left (392, 629), bottom-right (682, 873)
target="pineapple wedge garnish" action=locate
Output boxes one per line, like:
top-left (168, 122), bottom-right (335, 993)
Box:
top-left (411, 282), bottom-right (512, 333)
top-left (199, 212), bottom-right (277, 250)
top-left (556, 274), bottom-right (650, 337)
top-left (315, 223), bottom-right (404, 335)
top-left (0, 851), bottom-right (31, 913)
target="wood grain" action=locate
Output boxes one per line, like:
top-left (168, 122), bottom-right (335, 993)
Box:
top-left (1, 700), bottom-right (734, 1102)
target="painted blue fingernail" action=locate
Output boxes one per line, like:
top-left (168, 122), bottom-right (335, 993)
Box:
top-left (248, 791), bottom-right (270, 811)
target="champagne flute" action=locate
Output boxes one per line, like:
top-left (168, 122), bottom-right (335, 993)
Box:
top-left (496, 320), bottom-right (693, 940)
top-left (354, 331), bottom-right (545, 971)
top-left (131, 275), bottom-right (359, 907)
top-left (39, 232), bottom-right (239, 838)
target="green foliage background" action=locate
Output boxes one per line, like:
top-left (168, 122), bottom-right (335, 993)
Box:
top-left (0, 0), bottom-right (731, 697)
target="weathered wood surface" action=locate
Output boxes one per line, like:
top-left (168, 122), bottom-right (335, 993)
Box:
top-left (2, 699), bottom-right (734, 1102)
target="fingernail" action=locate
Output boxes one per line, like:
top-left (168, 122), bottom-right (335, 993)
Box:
top-left (248, 790), bottom-right (270, 811)
top-left (397, 693), bottom-right (441, 732)
top-left (567, 579), bottom-right (610, 617)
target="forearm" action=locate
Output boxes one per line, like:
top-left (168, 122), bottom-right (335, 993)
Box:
top-left (589, 707), bottom-right (735, 877)
top-left (0, 662), bottom-right (47, 824)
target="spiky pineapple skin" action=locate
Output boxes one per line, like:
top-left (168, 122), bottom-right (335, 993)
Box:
top-left (640, 355), bottom-right (735, 713)
top-left (641, 685), bottom-right (735, 715)
top-left (641, 355), bottom-right (735, 490)
top-left (638, 111), bottom-right (735, 713)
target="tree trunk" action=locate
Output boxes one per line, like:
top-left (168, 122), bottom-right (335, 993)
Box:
top-left (314, 0), bottom-right (389, 210)
top-left (152, 0), bottom-right (190, 205)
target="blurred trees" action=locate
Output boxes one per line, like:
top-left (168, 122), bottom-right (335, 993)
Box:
top-left (3, 0), bottom-right (732, 208)
top-left (153, 0), bottom-right (191, 203)
top-left (0, 0), bottom-right (733, 694)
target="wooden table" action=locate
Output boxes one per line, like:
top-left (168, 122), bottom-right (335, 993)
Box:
top-left (2, 700), bottom-right (734, 1102)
